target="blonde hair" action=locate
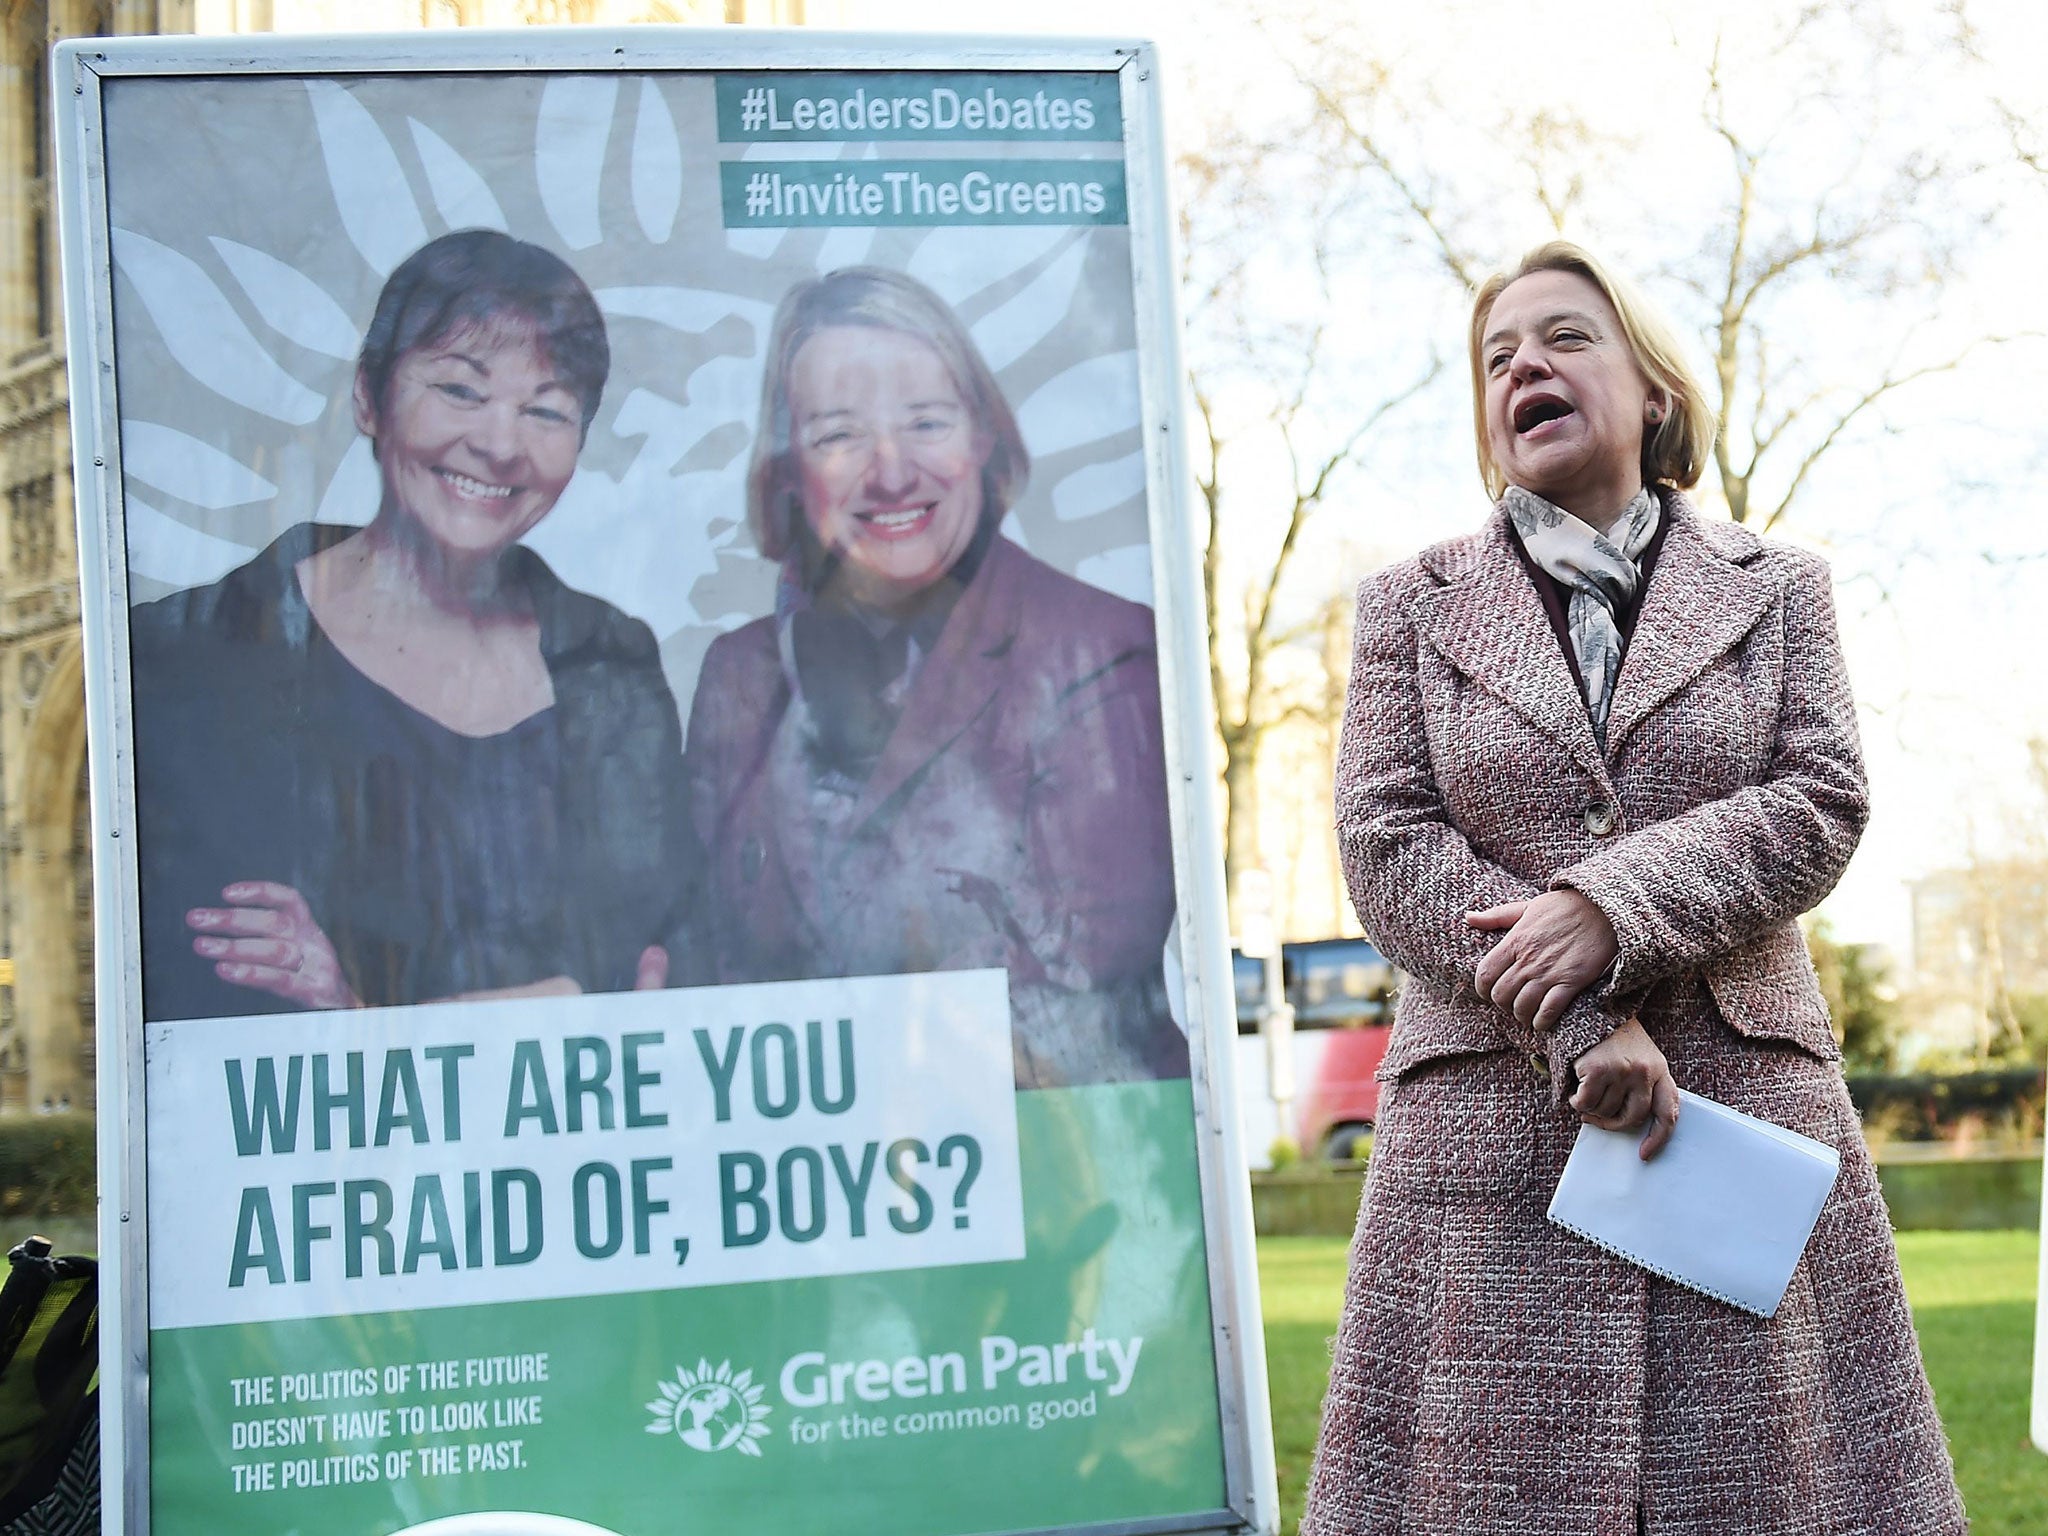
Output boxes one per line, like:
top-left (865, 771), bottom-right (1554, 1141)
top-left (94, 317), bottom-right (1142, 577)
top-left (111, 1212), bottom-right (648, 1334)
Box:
top-left (1467, 240), bottom-right (1714, 501)
top-left (745, 266), bottom-right (1027, 562)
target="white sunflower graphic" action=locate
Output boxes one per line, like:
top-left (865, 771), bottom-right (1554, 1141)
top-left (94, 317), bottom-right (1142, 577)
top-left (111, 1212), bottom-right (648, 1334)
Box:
top-left (644, 1358), bottom-right (772, 1457)
top-left (105, 68), bottom-right (1157, 716)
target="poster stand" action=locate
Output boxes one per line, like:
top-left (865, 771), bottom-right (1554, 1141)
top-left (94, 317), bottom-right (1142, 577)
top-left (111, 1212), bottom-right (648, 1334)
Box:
top-left (55, 29), bottom-right (1274, 1536)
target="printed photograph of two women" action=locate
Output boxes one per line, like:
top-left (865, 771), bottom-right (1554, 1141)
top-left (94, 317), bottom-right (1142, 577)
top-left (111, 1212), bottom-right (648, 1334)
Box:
top-left (104, 68), bottom-right (1189, 1093)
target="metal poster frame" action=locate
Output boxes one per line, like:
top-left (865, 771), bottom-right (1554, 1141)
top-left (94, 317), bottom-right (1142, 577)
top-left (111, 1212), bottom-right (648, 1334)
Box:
top-left (57, 28), bottom-right (1273, 1536)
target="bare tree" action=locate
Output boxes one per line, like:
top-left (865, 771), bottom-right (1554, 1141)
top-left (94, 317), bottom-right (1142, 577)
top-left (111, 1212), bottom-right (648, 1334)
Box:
top-left (1191, 356), bottom-right (1438, 906)
top-left (1176, 0), bottom-right (2044, 919)
top-left (1178, 19), bottom-right (1620, 912)
top-left (1910, 741), bottom-right (2048, 1064)
top-left (1176, 106), bottom-right (1440, 909)
top-left (1284, 4), bottom-right (2026, 527)
top-left (1680, 16), bottom-right (2028, 530)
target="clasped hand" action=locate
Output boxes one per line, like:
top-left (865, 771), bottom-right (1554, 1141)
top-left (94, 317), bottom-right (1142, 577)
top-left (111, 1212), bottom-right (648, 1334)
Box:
top-left (187, 881), bottom-right (670, 1008)
top-left (1467, 889), bottom-right (1617, 1031)
top-left (1467, 889), bottom-right (1676, 1159)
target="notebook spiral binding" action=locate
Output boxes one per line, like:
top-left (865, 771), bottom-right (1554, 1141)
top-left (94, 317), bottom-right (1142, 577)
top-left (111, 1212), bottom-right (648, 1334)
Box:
top-left (1546, 1213), bottom-right (1776, 1319)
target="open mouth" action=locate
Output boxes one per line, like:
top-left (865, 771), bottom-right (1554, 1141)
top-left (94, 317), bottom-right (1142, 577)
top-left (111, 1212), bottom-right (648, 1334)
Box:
top-left (437, 468), bottom-right (516, 502)
top-left (1513, 396), bottom-right (1574, 434)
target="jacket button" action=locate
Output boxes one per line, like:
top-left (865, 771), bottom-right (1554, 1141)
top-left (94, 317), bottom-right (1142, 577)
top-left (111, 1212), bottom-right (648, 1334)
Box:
top-left (1528, 1052), bottom-right (1551, 1080)
top-left (1583, 803), bottom-right (1616, 837)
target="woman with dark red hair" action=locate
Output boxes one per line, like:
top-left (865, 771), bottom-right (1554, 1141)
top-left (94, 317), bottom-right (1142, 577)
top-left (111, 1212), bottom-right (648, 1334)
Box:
top-left (133, 230), bottom-right (694, 1020)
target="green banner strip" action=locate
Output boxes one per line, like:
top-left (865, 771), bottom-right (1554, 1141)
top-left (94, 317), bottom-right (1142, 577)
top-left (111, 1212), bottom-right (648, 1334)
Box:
top-left (716, 73), bottom-right (1123, 143)
top-left (150, 1080), bottom-right (1227, 1536)
top-left (720, 160), bottom-right (1127, 229)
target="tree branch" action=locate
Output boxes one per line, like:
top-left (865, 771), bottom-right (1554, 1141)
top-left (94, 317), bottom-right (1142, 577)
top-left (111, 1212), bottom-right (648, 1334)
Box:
top-left (1245, 354), bottom-right (1443, 677)
top-left (1287, 66), bottom-right (1480, 289)
top-left (1760, 337), bottom-right (2024, 531)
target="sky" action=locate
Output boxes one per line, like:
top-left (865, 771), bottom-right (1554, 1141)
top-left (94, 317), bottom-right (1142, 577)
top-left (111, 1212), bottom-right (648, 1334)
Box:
top-left (840, 0), bottom-right (2048, 970)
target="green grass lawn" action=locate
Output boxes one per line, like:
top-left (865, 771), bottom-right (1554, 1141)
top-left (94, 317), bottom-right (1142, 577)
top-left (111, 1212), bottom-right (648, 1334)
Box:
top-left (1259, 1229), bottom-right (2047, 1535)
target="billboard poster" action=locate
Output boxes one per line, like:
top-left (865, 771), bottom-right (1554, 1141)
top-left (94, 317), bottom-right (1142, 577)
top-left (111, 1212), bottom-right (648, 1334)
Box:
top-left (57, 30), bottom-right (1271, 1536)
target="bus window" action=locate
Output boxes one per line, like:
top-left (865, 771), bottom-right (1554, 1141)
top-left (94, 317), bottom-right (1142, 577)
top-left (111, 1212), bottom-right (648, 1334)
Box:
top-left (1231, 950), bottom-right (1265, 1034)
top-left (1287, 939), bottom-right (1394, 1029)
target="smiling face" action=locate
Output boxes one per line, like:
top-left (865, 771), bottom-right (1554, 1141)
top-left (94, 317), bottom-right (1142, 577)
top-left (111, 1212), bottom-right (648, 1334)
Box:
top-left (786, 324), bottom-right (993, 607)
top-left (353, 322), bottom-right (584, 561)
top-left (1479, 269), bottom-right (1659, 524)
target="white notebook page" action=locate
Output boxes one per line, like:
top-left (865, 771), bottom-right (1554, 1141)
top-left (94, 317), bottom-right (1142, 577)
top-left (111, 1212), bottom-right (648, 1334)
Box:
top-left (1546, 1087), bottom-right (1841, 1318)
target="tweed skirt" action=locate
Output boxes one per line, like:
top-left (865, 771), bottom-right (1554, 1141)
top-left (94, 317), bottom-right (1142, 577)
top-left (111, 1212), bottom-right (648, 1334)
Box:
top-left (1299, 982), bottom-right (1965, 1536)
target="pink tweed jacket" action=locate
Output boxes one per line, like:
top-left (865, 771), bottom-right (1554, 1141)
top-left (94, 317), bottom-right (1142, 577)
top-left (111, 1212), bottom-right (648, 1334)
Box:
top-left (1303, 492), bottom-right (1962, 1535)
top-left (1345, 491), bottom-right (1864, 1086)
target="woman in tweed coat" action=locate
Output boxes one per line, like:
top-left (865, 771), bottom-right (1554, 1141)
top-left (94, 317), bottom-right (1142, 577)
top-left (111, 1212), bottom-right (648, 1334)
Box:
top-left (1301, 242), bottom-right (1963, 1536)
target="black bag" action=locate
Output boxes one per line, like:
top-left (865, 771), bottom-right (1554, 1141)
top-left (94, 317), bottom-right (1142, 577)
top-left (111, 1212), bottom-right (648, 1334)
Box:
top-left (0, 1238), bottom-right (98, 1534)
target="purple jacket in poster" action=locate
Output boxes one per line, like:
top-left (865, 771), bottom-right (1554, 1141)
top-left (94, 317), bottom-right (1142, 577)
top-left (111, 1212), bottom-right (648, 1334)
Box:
top-left (684, 536), bottom-right (1185, 1090)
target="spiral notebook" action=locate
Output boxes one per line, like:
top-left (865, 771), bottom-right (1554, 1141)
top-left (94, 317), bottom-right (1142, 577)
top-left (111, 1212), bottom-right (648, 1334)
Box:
top-left (1546, 1088), bottom-right (1840, 1319)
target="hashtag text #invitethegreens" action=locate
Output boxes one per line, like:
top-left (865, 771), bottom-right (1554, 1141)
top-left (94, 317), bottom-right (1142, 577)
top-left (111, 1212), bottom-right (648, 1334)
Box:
top-left (721, 163), bottom-right (1125, 228)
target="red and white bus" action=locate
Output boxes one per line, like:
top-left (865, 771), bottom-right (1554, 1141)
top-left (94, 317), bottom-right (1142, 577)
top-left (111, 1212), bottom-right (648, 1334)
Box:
top-left (1232, 938), bottom-right (1396, 1164)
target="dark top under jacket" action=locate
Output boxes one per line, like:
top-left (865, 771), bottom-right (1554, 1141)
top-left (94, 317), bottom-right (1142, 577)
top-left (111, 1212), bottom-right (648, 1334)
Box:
top-left (129, 522), bottom-right (699, 1022)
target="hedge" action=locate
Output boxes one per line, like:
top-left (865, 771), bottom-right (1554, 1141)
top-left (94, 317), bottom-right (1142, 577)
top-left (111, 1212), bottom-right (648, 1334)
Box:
top-left (1845, 1068), bottom-right (2046, 1144)
top-left (1251, 1147), bottom-right (2044, 1235)
top-left (0, 1114), bottom-right (96, 1219)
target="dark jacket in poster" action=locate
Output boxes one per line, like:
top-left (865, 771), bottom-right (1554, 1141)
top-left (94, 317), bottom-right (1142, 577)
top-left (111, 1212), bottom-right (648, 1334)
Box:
top-left (129, 522), bottom-right (698, 1022)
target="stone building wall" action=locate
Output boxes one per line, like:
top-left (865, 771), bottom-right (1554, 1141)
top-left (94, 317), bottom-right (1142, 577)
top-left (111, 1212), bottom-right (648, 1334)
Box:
top-left (1, 0), bottom-right (123, 1114)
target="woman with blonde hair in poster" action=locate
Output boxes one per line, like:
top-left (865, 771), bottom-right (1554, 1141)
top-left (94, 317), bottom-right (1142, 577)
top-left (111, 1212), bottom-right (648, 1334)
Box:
top-left (685, 265), bottom-right (1184, 1091)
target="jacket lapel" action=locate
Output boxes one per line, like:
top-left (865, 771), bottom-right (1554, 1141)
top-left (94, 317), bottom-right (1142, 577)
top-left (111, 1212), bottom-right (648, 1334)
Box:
top-left (1604, 494), bottom-right (1775, 752)
top-left (847, 535), bottom-right (1018, 828)
top-left (1418, 509), bottom-right (1611, 788)
top-left (739, 675), bottom-right (839, 951)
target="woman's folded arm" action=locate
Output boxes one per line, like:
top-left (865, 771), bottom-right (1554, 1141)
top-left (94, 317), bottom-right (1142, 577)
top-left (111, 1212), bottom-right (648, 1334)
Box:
top-left (1337, 570), bottom-right (1621, 1070)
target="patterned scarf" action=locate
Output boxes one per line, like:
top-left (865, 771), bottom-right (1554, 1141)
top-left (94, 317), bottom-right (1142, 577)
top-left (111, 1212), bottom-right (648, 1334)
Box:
top-left (1504, 484), bottom-right (1660, 748)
